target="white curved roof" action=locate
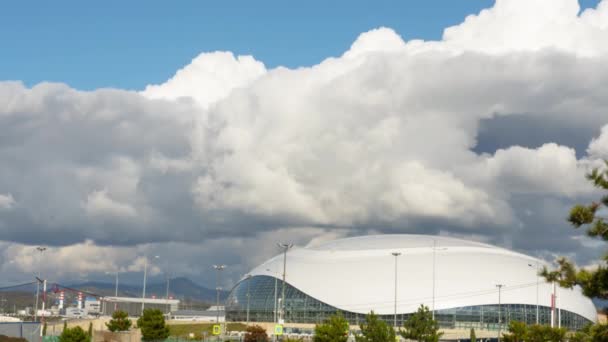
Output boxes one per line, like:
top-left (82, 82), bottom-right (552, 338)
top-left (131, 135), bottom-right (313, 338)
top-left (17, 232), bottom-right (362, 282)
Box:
top-left (248, 234), bottom-right (597, 322)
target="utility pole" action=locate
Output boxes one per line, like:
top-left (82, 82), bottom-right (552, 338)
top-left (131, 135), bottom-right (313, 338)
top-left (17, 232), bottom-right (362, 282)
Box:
top-left (34, 246), bottom-right (46, 322)
top-left (277, 243), bottom-right (293, 324)
top-left (496, 284), bottom-right (504, 342)
top-left (392, 252), bottom-right (401, 329)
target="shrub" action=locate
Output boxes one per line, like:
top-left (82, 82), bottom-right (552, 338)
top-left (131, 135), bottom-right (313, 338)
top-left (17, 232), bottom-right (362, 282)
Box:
top-left (244, 325), bottom-right (268, 342)
top-left (59, 326), bottom-right (90, 342)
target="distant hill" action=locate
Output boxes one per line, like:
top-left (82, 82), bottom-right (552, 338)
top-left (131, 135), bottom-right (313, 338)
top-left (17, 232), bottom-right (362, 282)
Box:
top-left (68, 277), bottom-right (227, 303)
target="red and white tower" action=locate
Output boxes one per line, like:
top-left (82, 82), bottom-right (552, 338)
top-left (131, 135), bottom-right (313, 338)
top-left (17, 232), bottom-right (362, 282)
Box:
top-left (77, 292), bottom-right (83, 309)
top-left (59, 291), bottom-right (65, 309)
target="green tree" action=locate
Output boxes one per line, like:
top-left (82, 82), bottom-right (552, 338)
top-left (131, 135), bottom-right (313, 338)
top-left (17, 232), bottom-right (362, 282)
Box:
top-left (570, 323), bottom-right (608, 342)
top-left (526, 325), bottom-right (550, 342)
top-left (59, 326), bottom-right (90, 342)
top-left (87, 322), bottom-right (92, 338)
top-left (542, 163), bottom-right (608, 296)
top-left (63, 321), bottom-right (67, 332)
top-left (547, 326), bottom-right (567, 342)
top-left (469, 328), bottom-right (476, 342)
top-left (105, 310), bottom-right (132, 332)
top-left (502, 321), bottom-right (527, 342)
top-left (42, 322), bottom-right (47, 336)
top-left (244, 325), bottom-right (268, 342)
top-left (313, 313), bottom-right (349, 342)
top-left (355, 311), bottom-right (395, 342)
top-left (399, 305), bottom-right (442, 342)
top-left (136, 309), bottom-right (170, 341)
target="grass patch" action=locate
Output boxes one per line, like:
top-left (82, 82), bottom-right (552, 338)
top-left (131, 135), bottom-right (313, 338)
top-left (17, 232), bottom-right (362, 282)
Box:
top-left (168, 323), bottom-right (247, 339)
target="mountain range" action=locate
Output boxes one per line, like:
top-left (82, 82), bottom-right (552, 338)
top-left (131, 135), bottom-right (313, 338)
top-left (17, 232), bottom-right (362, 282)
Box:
top-left (67, 277), bottom-right (228, 303)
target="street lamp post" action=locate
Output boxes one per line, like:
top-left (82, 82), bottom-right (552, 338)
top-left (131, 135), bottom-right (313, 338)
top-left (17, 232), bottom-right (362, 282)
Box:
top-left (142, 255), bottom-right (159, 313)
top-left (266, 268), bottom-right (279, 323)
top-left (528, 262), bottom-right (540, 324)
top-left (391, 252), bottom-right (401, 329)
top-left (496, 284), bottom-right (505, 342)
top-left (106, 270), bottom-right (119, 312)
top-left (277, 243), bottom-right (293, 324)
top-left (34, 246), bottom-right (46, 321)
top-left (246, 274), bottom-right (252, 324)
top-left (431, 240), bottom-right (447, 320)
top-left (115, 270), bottom-right (119, 297)
top-left (213, 264), bottom-right (226, 323)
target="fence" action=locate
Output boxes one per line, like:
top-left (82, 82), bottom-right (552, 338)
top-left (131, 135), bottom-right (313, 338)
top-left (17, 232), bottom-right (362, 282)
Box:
top-left (0, 322), bottom-right (41, 342)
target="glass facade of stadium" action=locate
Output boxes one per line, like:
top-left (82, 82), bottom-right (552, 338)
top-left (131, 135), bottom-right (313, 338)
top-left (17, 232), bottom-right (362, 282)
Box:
top-left (226, 276), bottom-right (592, 331)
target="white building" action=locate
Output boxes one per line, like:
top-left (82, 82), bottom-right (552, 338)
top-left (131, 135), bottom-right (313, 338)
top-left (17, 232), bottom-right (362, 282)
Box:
top-left (84, 298), bottom-right (101, 314)
top-left (226, 234), bottom-right (597, 331)
top-left (102, 297), bottom-right (179, 316)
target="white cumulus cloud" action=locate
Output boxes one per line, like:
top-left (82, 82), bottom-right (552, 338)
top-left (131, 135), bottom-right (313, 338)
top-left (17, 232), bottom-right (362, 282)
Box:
top-left (0, 193), bottom-right (15, 209)
top-left (1, 0), bottom-right (608, 284)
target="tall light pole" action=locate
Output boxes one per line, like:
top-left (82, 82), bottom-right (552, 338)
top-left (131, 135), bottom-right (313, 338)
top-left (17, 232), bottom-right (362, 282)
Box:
top-left (277, 243), bottom-right (293, 324)
top-left (213, 264), bottom-right (226, 323)
top-left (115, 270), bottom-right (119, 297)
top-left (528, 262), bottom-right (540, 324)
top-left (551, 281), bottom-right (556, 327)
top-left (431, 240), bottom-right (447, 320)
top-left (266, 268), bottom-right (279, 323)
top-left (392, 252), bottom-right (401, 329)
top-left (246, 274), bottom-right (252, 324)
top-left (496, 284), bottom-right (505, 342)
top-left (34, 246), bottom-right (46, 321)
top-left (142, 255), bottom-right (159, 313)
top-left (156, 255), bottom-right (171, 313)
top-left (106, 270), bottom-right (119, 311)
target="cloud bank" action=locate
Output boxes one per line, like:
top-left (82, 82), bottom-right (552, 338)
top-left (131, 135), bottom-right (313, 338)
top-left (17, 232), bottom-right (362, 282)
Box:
top-left (1, 0), bottom-right (608, 286)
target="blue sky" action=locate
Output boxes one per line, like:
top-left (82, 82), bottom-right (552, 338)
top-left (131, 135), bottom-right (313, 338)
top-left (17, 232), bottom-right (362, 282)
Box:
top-left (5, 0), bottom-right (601, 90)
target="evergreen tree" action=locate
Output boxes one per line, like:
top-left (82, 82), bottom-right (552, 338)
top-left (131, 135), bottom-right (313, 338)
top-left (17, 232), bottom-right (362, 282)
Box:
top-left (355, 311), bottom-right (395, 342)
top-left (469, 327), bottom-right (476, 342)
top-left (42, 322), bottom-right (47, 336)
top-left (59, 326), bottom-right (90, 342)
top-left (502, 321), bottom-right (527, 342)
top-left (542, 162), bottom-right (608, 296)
top-left (399, 305), bottom-right (442, 342)
top-left (313, 313), bottom-right (349, 342)
top-left (105, 310), bottom-right (132, 332)
top-left (136, 309), bottom-right (170, 341)
top-left (87, 322), bottom-right (92, 338)
top-left (541, 162), bottom-right (608, 337)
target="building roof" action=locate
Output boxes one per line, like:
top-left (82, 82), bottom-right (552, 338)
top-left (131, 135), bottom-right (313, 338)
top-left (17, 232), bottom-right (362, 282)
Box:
top-left (103, 296), bottom-right (179, 305)
top-left (246, 234), bottom-right (597, 322)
